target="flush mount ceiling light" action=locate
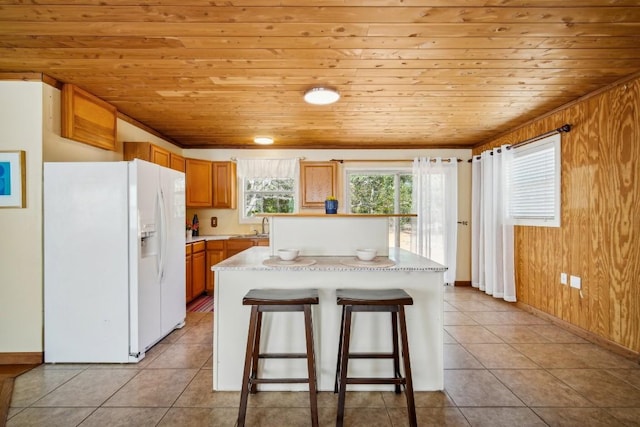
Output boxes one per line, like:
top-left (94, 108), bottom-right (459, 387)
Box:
top-left (254, 136), bottom-right (274, 145)
top-left (303, 87), bottom-right (340, 105)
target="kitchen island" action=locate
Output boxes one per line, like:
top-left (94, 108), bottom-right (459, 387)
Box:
top-left (212, 246), bottom-right (446, 392)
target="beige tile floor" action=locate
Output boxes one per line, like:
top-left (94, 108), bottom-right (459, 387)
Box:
top-left (7, 286), bottom-right (640, 426)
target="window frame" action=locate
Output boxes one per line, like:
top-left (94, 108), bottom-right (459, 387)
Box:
top-left (238, 176), bottom-right (299, 224)
top-left (507, 133), bottom-right (561, 227)
top-left (344, 166), bottom-right (413, 248)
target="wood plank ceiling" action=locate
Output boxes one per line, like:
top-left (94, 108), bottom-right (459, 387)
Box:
top-left (1, 1), bottom-right (639, 149)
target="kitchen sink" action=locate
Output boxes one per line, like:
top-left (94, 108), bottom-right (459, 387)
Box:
top-left (230, 233), bottom-right (270, 239)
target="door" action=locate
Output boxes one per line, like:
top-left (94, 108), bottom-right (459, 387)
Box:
top-left (130, 159), bottom-right (163, 354)
top-left (158, 165), bottom-right (187, 336)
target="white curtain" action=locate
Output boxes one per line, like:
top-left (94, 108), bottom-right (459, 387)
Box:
top-left (471, 146), bottom-right (516, 302)
top-left (411, 157), bottom-right (458, 284)
top-left (236, 158), bottom-right (299, 179)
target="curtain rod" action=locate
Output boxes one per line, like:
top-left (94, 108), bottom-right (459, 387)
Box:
top-left (331, 158), bottom-right (463, 163)
top-left (471, 123), bottom-right (572, 161)
top-left (508, 123), bottom-right (572, 150)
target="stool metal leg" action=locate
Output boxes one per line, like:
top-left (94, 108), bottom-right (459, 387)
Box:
top-left (238, 305), bottom-right (259, 427)
top-left (398, 306), bottom-right (417, 427)
top-left (303, 305), bottom-right (319, 427)
top-left (391, 311), bottom-right (401, 394)
top-left (336, 306), bottom-right (353, 427)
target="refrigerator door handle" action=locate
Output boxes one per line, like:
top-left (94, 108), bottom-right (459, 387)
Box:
top-left (157, 187), bottom-right (168, 281)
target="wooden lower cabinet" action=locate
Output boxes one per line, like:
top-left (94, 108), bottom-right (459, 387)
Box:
top-left (225, 238), bottom-right (255, 258)
top-left (186, 241), bottom-right (206, 303)
top-left (192, 241), bottom-right (206, 298)
top-left (206, 240), bottom-right (226, 294)
top-left (185, 243), bottom-right (193, 302)
top-left (190, 238), bottom-right (270, 299)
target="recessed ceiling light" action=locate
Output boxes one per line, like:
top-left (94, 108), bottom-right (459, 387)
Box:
top-left (304, 87), bottom-right (340, 105)
top-left (254, 136), bottom-right (274, 145)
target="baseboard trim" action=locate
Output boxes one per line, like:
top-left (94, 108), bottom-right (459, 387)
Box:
top-left (516, 303), bottom-right (640, 364)
top-left (454, 281), bottom-right (472, 287)
top-left (0, 352), bottom-right (43, 365)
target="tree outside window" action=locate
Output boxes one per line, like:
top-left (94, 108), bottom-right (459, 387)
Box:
top-left (347, 171), bottom-right (413, 249)
top-left (243, 178), bottom-right (295, 219)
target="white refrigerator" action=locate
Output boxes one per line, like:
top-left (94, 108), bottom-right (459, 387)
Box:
top-left (44, 159), bottom-right (186, 363)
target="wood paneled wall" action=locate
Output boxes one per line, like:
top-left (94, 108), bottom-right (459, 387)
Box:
top-left (473, 75), bottom-right (640, 354)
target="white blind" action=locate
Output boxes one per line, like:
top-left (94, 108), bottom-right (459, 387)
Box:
top-left (508, 133), bottom-right (560, 225)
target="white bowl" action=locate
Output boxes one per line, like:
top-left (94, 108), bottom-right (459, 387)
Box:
top-left (355, 248), bottom-right (377, 261)
top-left (278, 249), bottom-right (299, 261)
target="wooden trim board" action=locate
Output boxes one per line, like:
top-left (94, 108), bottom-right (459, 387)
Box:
top-left (0, 352), bottom-right (43, 365)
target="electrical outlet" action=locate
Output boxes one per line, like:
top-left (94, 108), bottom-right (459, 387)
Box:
top-left (570, 275), bottom-right (581, 289)
top-left (211, 216), bottom-right (217, 227)
top-left (560, 273), bottom-right (567, 285)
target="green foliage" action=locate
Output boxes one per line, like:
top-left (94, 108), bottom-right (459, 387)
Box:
top-left (244, 178), bottom-right (295, 217)
top-left (349, 173), bottom-right (412, 212)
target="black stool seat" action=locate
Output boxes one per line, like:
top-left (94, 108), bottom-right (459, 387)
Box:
top-left (238, 288), bottom-right (319, 427)
top-left (243, 288), bottom-right (319, 306)
top-left (336, 288), bottom-right (414, 306)
top-left (335, 288), bottom-right (417, 427)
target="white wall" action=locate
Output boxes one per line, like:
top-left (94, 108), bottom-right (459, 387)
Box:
top-left (0, 81), bottom-right (44, 353)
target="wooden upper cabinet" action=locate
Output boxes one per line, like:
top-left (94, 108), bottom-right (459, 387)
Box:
top-left (61, 84), bottom-right (117, 151)
top-left (124, 141), bottom-right (185, 171)
top-left (212, 161), bottom-right (237, 209)
top-left (170, 153), bottom-right (186, 172)
top-left (150, 145), bottom-right (170, 167)
top-left (185, 158), bottom-right (213, 207)
top-left (300, 161), bottom-right (337, 208)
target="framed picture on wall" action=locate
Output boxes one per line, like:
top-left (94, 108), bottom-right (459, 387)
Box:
top-left (0, 150), bottom-right (26, 208)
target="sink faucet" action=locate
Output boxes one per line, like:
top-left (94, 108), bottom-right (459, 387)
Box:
top-left (261, 216), bottom-right (269, 235)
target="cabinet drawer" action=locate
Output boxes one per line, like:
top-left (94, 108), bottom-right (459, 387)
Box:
top-left (185, 243), bottom-right (192, 255)
top-left (206, 240), bottom-right (225, 250)
top-left (192, 240), bottom-right (205, 253)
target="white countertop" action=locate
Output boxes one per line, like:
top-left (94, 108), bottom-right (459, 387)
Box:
top-left (212, 246), bottom-right (447, 272)
top-left (186, 234), bottom-right (269, 243)
top-left (186, 235), bottom-right (232, 243)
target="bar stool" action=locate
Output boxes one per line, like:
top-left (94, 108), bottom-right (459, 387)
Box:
top-left (238, 288), bottom-right (319, 427)
top-left (334, 288), bottom-right (417, 427)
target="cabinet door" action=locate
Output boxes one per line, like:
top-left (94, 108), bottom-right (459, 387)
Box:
top-left (186, 158), bottom-right (213, 207)
top-left (124, 141), bottom-right (175, 169)
top-left (150, 145), bottom-right (171, 167)
top-left (212, 161), bottom-right (237, 209)
top-left (300, 162), bottom-right (337, 207)
top-left (185, 245), bottom-right (193, 303)
top-left (192, 249), bottom-right (206, 298)
top-left (225, 239), bottom-right (254, 258)
top-left (206, 241), bottom-right (226, 293)
top-left (170, 153), bottom-right (186, 172)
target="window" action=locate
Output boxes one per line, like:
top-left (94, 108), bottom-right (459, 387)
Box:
top-left (237, 158), bottom-right (299, 223)
top-left (346, 169), bottom-right (413, 249)
top-left (508, 133), bottom-right (561, 227)
top-left (242, 177), bottom-right (296, 221)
